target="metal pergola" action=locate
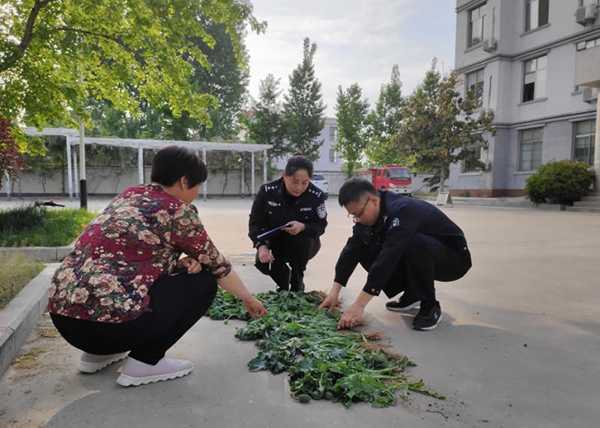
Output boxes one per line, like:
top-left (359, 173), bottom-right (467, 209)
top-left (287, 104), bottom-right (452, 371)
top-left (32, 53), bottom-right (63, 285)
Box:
top-left (23, 128), bottom-right (271, 202)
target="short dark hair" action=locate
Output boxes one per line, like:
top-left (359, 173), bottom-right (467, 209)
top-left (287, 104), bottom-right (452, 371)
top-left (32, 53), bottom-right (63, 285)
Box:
top-left (338, 178), bottom-right (377, 206)
top-left (284, 156), bottom-right (313, 178)
top-left (151, 145), bottom-right (207, 187)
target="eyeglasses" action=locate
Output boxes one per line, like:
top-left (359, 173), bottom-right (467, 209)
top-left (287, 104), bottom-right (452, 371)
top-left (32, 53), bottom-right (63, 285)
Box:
top-left (347, 198), bottom-right (370, 222)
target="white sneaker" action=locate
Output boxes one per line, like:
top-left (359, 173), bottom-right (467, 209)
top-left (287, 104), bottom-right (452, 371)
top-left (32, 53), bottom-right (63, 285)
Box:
top-left (79, 352), bottom-right (128, 373)
top-left (116, 357), bottom-right (194, 387)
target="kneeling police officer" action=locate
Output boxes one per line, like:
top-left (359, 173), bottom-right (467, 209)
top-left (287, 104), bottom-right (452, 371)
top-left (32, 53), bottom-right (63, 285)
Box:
top-left (249, 156), bottom-right (328, 292)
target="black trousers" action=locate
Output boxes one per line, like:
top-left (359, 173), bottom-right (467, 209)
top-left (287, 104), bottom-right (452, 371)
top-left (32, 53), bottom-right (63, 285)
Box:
top-left (50, 270), bottom-right (218, 365)
top-left (255, 233), bottom-right (320, 291)
top-left (359, 233), bottom-right (472, 305)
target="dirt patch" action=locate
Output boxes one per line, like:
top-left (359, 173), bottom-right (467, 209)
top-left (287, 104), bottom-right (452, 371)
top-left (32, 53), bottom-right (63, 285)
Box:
top-left (12, 348), bottom-right (46, 370)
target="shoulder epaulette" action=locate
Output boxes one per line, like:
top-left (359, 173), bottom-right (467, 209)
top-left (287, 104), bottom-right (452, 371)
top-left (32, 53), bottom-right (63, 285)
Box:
top-left (308, 187), bottom-right (322, 198)
top-left (264, 183), bottom-right (279, 193)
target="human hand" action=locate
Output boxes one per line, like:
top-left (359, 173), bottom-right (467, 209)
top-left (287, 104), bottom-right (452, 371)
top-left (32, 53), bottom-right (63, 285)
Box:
top-left (258, 245), bottom-right (274, 264)
top-left (337, 303), bottom-right (365, 330)
top-left (283, 221), bottom-right (305, 235)
top-left (244, 296), bottom-right (268, 318)
top-left (178, 256), bottom-right (203, 274)
top-left (319, 289), bottom-right (340, 311)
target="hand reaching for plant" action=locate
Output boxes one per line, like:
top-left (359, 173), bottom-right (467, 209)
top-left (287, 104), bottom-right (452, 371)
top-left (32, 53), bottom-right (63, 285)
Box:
top-left (319, 282), bottom-right (342, 311)
top-left (319, 291), bottom-right (340, 311)
top-left (337, 303), bottom-right (365, 330)
top-left (244, 296), bottom-right (268, 318)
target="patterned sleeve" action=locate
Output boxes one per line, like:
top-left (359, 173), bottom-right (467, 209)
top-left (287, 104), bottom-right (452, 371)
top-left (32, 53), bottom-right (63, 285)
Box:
top-left (170, 204), bottom-right (232, 279)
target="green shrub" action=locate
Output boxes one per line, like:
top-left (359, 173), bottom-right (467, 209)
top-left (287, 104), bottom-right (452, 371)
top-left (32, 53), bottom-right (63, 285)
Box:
top-left (0, 206), bottom-right (96, 247)
top-left (0, 205), bottom-right (47, 234)
top-left (526, 160), bottom-right (594, 205)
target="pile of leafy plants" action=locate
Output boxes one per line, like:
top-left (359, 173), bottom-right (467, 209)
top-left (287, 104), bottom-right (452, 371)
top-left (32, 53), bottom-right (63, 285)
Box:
top-left (209, 290), bottom-right (444, 408)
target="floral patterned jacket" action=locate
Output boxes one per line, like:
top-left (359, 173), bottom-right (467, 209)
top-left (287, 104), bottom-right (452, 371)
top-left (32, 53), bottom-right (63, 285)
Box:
top-left (48, 184), bottom-right (231, 323)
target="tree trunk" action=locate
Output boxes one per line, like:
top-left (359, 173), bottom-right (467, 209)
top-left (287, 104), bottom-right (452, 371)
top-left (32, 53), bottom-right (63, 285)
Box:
top-left (438, 167), bottom-right (445, 195)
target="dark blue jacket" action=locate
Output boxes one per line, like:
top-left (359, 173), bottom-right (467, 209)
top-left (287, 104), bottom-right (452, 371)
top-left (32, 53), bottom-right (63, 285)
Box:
top-left (334, 191), bottom-right (466, 296)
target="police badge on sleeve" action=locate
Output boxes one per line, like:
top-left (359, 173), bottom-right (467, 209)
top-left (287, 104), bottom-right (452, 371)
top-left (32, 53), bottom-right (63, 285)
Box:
top-left (388, 217), bottom-right (401, 230)
top-left (317, 203), bottom-right (327, 219)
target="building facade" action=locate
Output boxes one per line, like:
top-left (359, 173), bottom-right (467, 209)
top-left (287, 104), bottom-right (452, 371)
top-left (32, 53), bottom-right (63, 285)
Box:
top-left (451, 0), bottom-right (600, 196)
top-left (275, 117), bottom-right (348, 194)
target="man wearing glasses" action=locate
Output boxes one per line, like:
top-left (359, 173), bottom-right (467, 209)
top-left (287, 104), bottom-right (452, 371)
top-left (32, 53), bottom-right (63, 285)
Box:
top-left (320, 178), bottom-right (471, 331)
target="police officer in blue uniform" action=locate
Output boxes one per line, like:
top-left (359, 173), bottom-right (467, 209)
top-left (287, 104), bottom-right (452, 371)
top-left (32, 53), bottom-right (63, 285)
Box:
top-left (249, 156), bottom-right (328, 292)
top-left (320, 178), bottom-right (471, 331)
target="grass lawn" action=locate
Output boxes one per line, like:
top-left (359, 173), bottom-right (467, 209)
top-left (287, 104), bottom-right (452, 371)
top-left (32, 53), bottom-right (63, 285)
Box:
top-left (0, 253), bottom-right (44, 309)
top-left (0, 206), bottom-right (96, 247)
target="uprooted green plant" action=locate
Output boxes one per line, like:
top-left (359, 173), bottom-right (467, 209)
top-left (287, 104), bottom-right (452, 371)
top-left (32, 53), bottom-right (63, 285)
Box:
top-left (208, 289), bottom-right (444, 408)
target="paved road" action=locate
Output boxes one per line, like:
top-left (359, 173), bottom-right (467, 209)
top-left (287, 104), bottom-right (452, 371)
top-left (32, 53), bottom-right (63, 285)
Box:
top-left (1, 199), bottom-right (599, 427)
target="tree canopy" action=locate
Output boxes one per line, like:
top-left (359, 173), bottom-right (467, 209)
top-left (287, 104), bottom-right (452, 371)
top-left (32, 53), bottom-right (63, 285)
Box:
top-left (0, 0), bottom-right (263, 128)
top-left (335, 83), bottom-right (369, 177)
top-left (282, 37), bottom-right (326, 161)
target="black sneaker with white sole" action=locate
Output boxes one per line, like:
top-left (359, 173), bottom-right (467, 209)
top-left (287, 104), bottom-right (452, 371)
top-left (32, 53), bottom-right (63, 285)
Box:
top-left (413, 301), bottom-right (442, 331)
top-left (385, 293), bottom-right (420, 312)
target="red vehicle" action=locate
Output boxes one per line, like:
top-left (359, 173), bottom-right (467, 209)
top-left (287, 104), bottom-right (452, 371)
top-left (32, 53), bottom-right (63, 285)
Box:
top-left (365, 165), bottom-right (412, 196)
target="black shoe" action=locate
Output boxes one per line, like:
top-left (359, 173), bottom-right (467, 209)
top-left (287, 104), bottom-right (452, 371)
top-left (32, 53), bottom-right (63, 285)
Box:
top-left (413, 301), bottom-right (442, 331)
top-left (385, 293), bottom-right (420, 312)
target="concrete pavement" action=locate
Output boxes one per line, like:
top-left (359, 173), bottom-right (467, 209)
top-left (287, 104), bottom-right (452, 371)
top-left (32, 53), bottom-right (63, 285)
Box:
top-left (0, 199), bottom-right (599, 427)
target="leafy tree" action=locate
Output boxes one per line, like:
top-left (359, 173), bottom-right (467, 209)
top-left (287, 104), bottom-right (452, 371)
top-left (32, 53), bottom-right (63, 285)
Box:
top-left (80, 20), bottom-right (249, 154)
top-left (282, 38), bottom-right (326, 161)
top-left (0, 118), bottom-right (24, 188)
top-left (192, 20), bottom-right (250, 141)
top-left (244, 74), bottom-right (287, 173)
top-left (396, 69), bottom-right (494, 192)
top-left (0, 0), bottom-right (264, 145)
top-left (81, 18), bottom-right (252, 181)
top-left (365, 65), bottom-right (406, 166)
top-left (335, 83), bottom-right (369, 177)
top-left (21, 136), bottom-right (66, 193)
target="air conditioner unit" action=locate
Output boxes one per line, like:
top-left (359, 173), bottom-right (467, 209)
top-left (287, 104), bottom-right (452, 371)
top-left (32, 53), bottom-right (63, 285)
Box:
top-left (576, 4), bottom-right (599, 25)
top-left (586, 4), bottom-right (599, 24)
top-left (576, 6), bottom-right (587, 25)
top-left (582, 86), bottom-right (598, 104)
top-left (482, 39), bottom-right (498, 52)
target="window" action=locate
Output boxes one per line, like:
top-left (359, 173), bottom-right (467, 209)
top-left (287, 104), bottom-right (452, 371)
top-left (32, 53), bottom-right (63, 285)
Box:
top-left (468, 4), bottom-right (485, 47)
top-left (574, 120), bottom-right (596, 165)
top-left (462, 145), bottom-right (485, 173)
top-left (466, 69), bottom-right (485, 106)
top-left (525, 0), bottom-right (549, 32)
top-left (388, 167), bottom-right (410, 179)
top-left (329, 149), bottom-right (338, 163)
top-left (576, 36), bottom-right (600, 51)
top-left (519, 128), bottom-right (543, 171)
top-left (329, 127), bottom-right (337, 142)
top-left (523, 55), bottom-right (547, 102)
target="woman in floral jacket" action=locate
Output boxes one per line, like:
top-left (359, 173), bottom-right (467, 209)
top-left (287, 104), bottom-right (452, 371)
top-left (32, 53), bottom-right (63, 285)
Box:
top-left (49, 145), bottom-right (267, 387)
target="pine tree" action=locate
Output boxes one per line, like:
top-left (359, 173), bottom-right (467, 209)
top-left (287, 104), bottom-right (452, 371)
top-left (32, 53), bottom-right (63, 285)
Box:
top-left (282, 38), bottom-right (326, 161)
top-left (365, 65), bottom-right (406, 166)
top-left (335, 84), bottom-right (369, 177)
top-left (245, 74), bottom-right (288, 172)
